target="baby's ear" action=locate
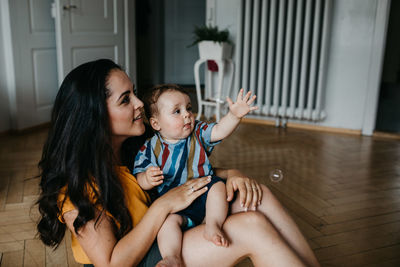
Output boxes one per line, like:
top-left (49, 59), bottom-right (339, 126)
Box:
top-left (149, 117), bottom-right (161, 131)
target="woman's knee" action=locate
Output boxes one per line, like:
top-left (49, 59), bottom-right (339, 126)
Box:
top-left (240, 211), bottom-right (272, 230)
top-left (226, 212), bottom-right (282, 249)
top-left (230, 184), bottom-right (280, 214)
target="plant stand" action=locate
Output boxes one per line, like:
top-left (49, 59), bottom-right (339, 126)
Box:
top-left (194, 58), bottom-right (234, 121)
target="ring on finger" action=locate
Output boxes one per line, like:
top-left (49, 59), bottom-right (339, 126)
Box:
top-left (190, 185), bottom-right (195, 193)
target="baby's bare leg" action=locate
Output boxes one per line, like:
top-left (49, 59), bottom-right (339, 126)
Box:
top-left (157, 214), bottom-right (184, 267)
top-left (204, 181), bottom-right (229, 247)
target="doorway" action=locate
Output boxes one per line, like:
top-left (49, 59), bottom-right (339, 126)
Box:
top-left (375, 0), bottom-right (400, 134)
top-left (135, 0), bottom-right (205, 99)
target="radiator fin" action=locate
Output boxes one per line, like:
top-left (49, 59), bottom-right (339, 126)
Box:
top-left (234, 0), bottom-right (331, 121)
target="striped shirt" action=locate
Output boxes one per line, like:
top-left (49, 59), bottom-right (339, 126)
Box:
top-left (133, 121), bottom-right (221, 195)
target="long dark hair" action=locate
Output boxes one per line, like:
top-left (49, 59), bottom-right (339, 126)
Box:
top-left (37, 59), bottom-right (133, 247)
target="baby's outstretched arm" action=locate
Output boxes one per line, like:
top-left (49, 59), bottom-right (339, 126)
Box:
top-left (211, 89), bottom-right (258, 142)
top-left (137, 166), bottom-right (164, 190)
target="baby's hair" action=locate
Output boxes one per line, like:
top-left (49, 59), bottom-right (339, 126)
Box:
top-left (143, 84), bottom-right (190, 119)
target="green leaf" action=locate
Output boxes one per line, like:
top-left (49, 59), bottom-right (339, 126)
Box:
top-left (188, 25), bottom-right (232, 47)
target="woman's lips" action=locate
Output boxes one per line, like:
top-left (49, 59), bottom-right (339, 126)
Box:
top-left (133, 115), bottom-right (142, 122)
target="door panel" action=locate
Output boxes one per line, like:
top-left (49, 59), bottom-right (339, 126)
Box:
top-left (29, 0), bottom-right (55, 32)
top-left (70, 0), bottom-right (115, 32)
top-left (55, 0), bottom-right (125, 82)
top-left (9, 0), bottom-right (57, 129)
top-left (72, 46), bottom-right (116, 67)
top-left (33, 49), bottom-right (58, 107)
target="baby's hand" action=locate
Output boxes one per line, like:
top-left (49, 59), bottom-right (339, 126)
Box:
top-left (145, 166), bottom-right (164, 186)
top-left (227, 89), bottom-right (258, 119)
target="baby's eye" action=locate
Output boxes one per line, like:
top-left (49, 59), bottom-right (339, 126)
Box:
top-left (187, 106), bottom-right (193, 112)
top-left (173, 109), bottom-right (180, 114)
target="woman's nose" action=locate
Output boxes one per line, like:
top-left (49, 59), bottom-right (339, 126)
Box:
top-left (132, 95), bottom-right (144, 110)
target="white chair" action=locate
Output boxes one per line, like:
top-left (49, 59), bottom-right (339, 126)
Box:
top-left (193, 58), bottom-right (234, 121)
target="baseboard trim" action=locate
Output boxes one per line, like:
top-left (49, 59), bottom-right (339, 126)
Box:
top-left (373, 131), bottom-right (400, 140)
top-left (241, 117), bottom-right (362, 135)
top-left (0, 122), bottom-right (50, 136)
top-left (241, 117), bottom-right (276, 126)
top-left (2, 119), bottom-right (399, 140)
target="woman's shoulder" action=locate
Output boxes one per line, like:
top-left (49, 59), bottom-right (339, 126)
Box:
top-left (57, 185), bottom-right (75, 223)
top-left (57, 180), bottom-right (100, 223)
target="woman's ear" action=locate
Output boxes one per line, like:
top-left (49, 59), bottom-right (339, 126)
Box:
top-left (149, 117), bottom-right (161, 131)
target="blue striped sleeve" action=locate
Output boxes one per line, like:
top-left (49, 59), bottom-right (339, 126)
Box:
top-left (197, 120), bottom-right (221, 150)
top-left (133, 139), bottom-right (157, 175)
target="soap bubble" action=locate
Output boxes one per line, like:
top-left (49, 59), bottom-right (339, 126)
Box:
top-left (270, 169), bottom-right (283, 183)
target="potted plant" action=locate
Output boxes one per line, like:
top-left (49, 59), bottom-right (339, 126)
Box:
top-left (190, 25), bottom-right (233, 65)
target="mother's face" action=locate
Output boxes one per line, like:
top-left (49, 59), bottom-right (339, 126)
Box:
top-left (106, 69), bottom-right (145, 141)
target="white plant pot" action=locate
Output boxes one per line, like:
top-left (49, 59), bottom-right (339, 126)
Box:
top-left (198, 41), bottom-right (232, 60)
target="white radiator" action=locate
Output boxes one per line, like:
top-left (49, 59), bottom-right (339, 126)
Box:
top-left (234, 0), bottom-right (332, 124)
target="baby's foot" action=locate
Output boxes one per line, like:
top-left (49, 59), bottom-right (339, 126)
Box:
top-left (156, 256), bottom-right (183, 267)
top-left (204, 223), bottom-right (229, 247)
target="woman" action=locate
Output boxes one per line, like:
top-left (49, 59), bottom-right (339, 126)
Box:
top-left (37, 59), bottom-right (319, 267)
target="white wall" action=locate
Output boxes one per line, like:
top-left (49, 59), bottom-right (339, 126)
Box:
top-left (0, 2), bottom-right (11, 132)
top-left (321, 0), bottom-right (377, 130)
top-left (211, 0), bottom-right (240, 42)
top-left (211, 0), bottom-right (385, 131)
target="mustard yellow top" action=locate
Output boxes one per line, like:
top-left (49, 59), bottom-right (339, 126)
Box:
top-left (58, 166), bottom-right (151, 264)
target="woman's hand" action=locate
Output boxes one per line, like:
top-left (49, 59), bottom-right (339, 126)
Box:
top-left (157, 176), bottom-right (211, 214)
top-left (215, 169), bottom-right (263, 211)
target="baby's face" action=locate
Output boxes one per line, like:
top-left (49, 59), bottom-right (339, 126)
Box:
top-left (151, 90), bottom-right (195, 143)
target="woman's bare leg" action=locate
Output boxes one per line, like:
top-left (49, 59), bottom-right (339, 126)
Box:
top-left (157, 214), bottom-right (184, 267)
top-left (230, 185), bottom-right (320, 267)
top-left (182, 212), bottom-right (306, 267)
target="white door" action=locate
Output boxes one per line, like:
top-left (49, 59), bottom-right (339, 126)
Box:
top-left (8, 0), bottom-right (58, 129)
top-left (5, 0), bottom-right (132, 130)
top-left (54, 0), bottom-right (128, 84)
top-left (164, 0), bottom-right (205, 84)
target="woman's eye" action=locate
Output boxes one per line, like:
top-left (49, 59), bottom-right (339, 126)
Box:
top-left (121, 96), bottom-right (130, 104)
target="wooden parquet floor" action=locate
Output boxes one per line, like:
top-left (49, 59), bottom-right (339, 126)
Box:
top-left (0, 123), bottom-right (399, 266)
